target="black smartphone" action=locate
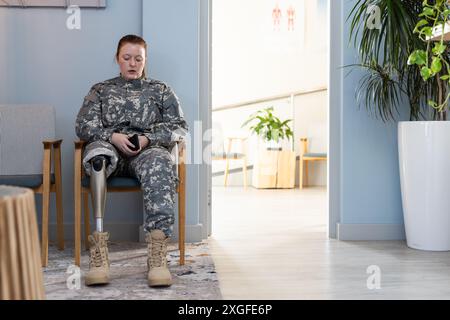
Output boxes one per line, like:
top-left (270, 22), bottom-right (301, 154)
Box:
top-left (128, 134), bottom-right (140, 151)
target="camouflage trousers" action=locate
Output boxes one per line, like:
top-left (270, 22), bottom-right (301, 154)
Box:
top-left (83, 140), bottom-right (177, 238)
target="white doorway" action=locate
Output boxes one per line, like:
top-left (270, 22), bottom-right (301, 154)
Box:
top-left (207, 0), bottom-right (331, 299)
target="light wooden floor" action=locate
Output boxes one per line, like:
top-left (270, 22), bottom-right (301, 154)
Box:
top-left (209, 186), bottom-right (450, 299)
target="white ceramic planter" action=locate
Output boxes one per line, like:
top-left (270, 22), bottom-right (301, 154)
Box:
top-left (398, 121), bottom-right (450, 251)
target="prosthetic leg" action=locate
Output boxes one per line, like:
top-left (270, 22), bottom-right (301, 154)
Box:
top-left (85, 156), bottom-right (110, 286)
top-left (90, 156), bottom-right (108, 232)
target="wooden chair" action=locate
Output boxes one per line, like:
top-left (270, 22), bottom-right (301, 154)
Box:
top-left (299, 137), bottom-right (327, 189)
top-left (0, 105), bottom-right (64, 267)
top-left (74, 140), bottom-right (186, 266)
top-left (212, 136), bottom-right (248, 187)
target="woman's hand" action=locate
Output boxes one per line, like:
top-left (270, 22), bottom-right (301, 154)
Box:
top-left (111, 133), bottom-right (140, 157)
top-left (138, 135), bottom-right (150, 150)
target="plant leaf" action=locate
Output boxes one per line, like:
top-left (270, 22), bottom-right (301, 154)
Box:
top-left (432, 43), bottom-right (446, 55)
top-left (421, 66), bottom-right (432, 80)
top-left (408, 49), bottom-right (427, 65)
top-left (431, 57), bottom-right (442, 74)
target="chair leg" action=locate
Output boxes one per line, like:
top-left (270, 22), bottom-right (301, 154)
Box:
top-left (83, 192), bottom-right (90, 251)
top-left (224, 158), bottom-right (230, 187)
top-left (243, 156), bottom-right (248, 188)
top-left (55, 192), bottom-right (64, 251)
top-left (74, 147), bottom-right (82, 267)
top-left (305, 161), bottom-right (309, 187)
top-left (224, 138), bottom-right (233, 187)
top-left (41, 147), bottom-right (51, 267)
top-left (41, 194), bottom-right (50, 268)
top-left (178, 162), bottom-right (186, 266)
top-left (54, 146), bottom-right (64, 251)
top-left (299, 157), bottom-right (304, 189)
top-left (74, 192), bottom-right (81, 266)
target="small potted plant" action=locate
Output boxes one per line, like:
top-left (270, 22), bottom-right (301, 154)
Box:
top-left (242, 107), bottom-right (295, 189)
top-left (241, 107), bottom-right (293, 150)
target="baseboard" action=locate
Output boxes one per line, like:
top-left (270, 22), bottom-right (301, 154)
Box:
top-left (42, 223), bottom-right (205, 243)
top-left (337, 223), bottom-right (406, 240)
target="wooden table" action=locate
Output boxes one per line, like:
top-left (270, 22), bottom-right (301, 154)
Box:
top-left (0, 185), bottom-right (46, 300)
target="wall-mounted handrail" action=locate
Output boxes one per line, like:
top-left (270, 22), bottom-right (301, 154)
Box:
top-left (212, 87), bottom-right (327, 112)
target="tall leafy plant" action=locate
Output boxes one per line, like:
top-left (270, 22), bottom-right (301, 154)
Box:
top-left (408, 0), bottom-right (450, 120)
top-left (348, 0), bottom-right (441, 121)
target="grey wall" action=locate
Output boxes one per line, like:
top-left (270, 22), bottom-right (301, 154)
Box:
top-left (0, 0), bottom-right (204, 242)
top-left (0, 0), bottom-right (190, 241)
top-left (0, 9), bottom-right (12, 103)
top-left (143, 0), bottom-right (201, 232)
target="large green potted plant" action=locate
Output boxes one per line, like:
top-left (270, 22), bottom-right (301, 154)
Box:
top-left (241, 107), bottom-right (293, 150)
top-left (348, 0), bottom-right (450, 251)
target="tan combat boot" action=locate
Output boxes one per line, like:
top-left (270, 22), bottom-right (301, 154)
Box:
top-left (146, 229), bottom-right (172, 287)
top-left (85, 231), bottom-right (110, 286)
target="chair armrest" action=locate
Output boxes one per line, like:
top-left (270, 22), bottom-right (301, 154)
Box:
top-left (174, 140), bottom-right (186, 165)
top-left (41, 140), bottom-right (63, 185)
top-left (173, 140), bottom-right (187, 181)
top-left (43, 139), bottom-right (63, 148)
top-left (176, 139), bottom-right (186, 148)
top-left (74, 140), bottom-right (85, 182)
top-left (74, 140), bottom-right (87, 149)
top-left (300, 137), bottom-right (309, 155)
top-left (223, 136), bottom-right (248, 156)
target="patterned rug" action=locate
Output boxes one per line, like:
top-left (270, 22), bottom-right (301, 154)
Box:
top-left (43, 240), bottom-right (222, 300)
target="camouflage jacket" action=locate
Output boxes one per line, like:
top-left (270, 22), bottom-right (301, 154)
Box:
top-left (75, 76), bottom-right (188, 149)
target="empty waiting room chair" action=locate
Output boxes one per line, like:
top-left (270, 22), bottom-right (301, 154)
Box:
top-left (0, 105), bottom-right (64, 267)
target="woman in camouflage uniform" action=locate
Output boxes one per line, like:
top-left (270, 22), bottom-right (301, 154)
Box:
top-left (75, 34), bottom-right (188, 287)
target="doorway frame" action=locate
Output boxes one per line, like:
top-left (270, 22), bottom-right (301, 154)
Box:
top-left (199, 0), bottom-right (212, 238)
top-left (327, 0), bottom-right (342, 239)
top-left (200, 0), bottom-right (340, 239)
